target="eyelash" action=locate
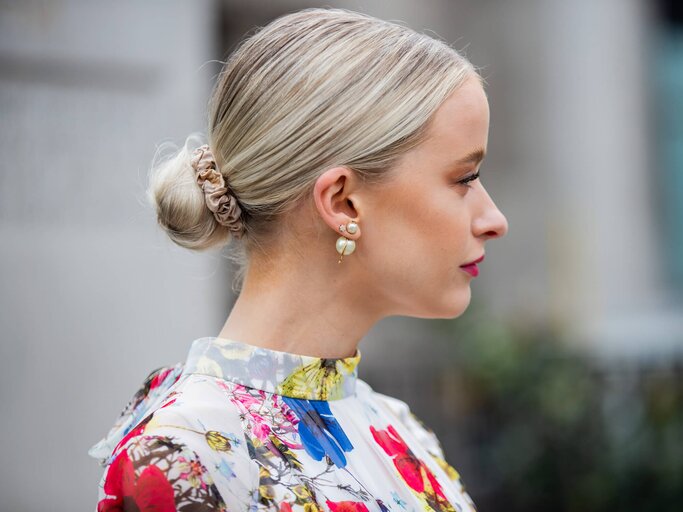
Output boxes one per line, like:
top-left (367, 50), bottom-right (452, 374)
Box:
top-left (457, 170), bottom-right (480, 188)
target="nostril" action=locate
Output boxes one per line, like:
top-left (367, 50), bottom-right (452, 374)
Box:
top-left (485, 225), bottom-right (507, 239)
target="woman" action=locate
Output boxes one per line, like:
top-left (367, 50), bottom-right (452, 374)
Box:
top-left (90, 7), bottom-right (508, 511)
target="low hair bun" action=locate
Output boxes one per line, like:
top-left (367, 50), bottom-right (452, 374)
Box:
top-left (146, 133), bottom-right (242, 251)
top-left (189, 144), bottom-right (245, 241)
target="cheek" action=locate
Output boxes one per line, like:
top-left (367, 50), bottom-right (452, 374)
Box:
top-left (358, 185), bottom-right (474, 316)
top-left (363, 190), bottom-right (468, 276)
top-left (402, 191), bottom-right (470, 257)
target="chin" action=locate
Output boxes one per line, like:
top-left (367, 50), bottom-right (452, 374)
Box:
top-left (408, 287), bottom-right (472, 319)
top-left (440, 303), bottom-right (470, 320)
top-left (442, 286), bottom-right (472, 319)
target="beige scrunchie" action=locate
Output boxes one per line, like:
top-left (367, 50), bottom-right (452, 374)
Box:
top-left (190, 144), bottom-right (244, 239)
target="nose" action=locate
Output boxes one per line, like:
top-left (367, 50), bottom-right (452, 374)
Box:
top-left (473, 185), bottom-right (508, 240)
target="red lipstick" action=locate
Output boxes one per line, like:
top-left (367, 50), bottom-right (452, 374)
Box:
top-left (460, 254), bottom-right (484, 277)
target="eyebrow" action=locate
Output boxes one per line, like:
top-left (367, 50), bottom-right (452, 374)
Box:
top-left (453, 148), bottom-right (486, 166)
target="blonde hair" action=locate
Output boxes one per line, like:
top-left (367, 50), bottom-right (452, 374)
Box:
top-left (147, 7), bottom-right (482, 292)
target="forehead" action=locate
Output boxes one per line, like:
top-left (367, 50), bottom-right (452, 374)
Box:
top-left (421, 76), bottom-right (490, 162)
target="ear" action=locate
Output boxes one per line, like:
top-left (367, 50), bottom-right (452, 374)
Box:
top-left (312, 166), bottom-right (362, 240)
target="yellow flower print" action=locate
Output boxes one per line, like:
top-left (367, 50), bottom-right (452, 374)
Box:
top-left (269, 434), bottom-right (304, 471)
top-left (431, 453), bottom-right (461, 481)
top-left (290, 483), bottom-right (323, 510)
top-left (196, 356), bottom-right (224, 377)
top-left (205, 430), bottom-right (232, 452)
top-left (278, 357), bottom-right (358, 400)
top-left (216, 342), bottom-right (254, 362)
top-left (259, 484), bottom-right (276, 500)
top-left (292, 484), bottom-right (312, 499)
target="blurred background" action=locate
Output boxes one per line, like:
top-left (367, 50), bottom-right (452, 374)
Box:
top-left (1, 0), bottom-right (682, 510)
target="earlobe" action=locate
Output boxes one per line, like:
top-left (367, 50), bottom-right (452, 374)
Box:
top-left (313, 166), bottom-right (362, 233)
top-left (336, 219), bottom-right (360, 264)
top-left (312, 172), bottom-right (364, 264)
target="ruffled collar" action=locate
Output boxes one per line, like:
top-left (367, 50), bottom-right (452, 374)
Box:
top-left (183, 336), bottom-right (362, 401)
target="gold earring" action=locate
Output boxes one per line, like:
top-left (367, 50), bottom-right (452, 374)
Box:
top-left (336, 219), bottom-right (359, 264)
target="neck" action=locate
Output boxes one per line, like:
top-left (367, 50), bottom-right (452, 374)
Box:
top-left (217, 249), bottom-right (384, 360)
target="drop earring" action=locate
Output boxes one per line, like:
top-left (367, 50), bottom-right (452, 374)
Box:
top-left (336, 219), bottom-right (359, 264)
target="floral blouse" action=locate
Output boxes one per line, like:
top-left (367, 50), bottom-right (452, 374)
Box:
top-left (89, 336), bottom-right (477, 512)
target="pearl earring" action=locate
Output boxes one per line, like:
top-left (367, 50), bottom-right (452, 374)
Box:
top-left (336, 220), bottom-right (359, 264)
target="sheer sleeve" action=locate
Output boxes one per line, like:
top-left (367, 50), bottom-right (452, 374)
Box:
top-left (95, 434), bottom-right (229, 512)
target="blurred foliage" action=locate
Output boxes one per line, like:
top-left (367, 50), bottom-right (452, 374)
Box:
top-left (429, 306), bottom-right (683, 512)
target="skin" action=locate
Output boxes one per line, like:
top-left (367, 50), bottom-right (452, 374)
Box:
top-left (218, 74), bottom-right (508, 359)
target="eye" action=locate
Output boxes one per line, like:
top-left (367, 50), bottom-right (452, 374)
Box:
top-left (456, 170), bottom-right (480, 188)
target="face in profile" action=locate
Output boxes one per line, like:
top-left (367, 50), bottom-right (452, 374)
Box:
top-left (359, 73), bottom-right (509, 319)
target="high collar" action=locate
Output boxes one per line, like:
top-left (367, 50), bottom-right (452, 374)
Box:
top-left (183, 337), bottom-right (362, 401)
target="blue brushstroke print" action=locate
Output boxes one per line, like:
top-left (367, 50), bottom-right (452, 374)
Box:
top-left (282, 396), bottom-right (354, 468)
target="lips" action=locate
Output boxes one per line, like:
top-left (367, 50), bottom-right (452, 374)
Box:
top-left (461, 254), bottom-right (485, 267)
top-left (460, 254), bottom-right (484, 277)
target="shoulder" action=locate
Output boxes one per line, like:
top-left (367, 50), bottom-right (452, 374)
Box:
top-left (96, 433), bottom-right (228, 512)
top-left (92, 368), bottom-right (260, 509)
top-left (356, 379), bottom-right (444, 455)
top-left (89, 364), bottom-right (185, 463)
top-left (90, 365), bottom-right (246, 464)
top-left (356, 379), bottom-right (463, 482)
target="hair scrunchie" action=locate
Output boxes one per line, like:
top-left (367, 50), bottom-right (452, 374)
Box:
top-left (190, 144), bottom-right (244, 239)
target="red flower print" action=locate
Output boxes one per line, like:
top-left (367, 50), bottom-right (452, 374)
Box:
top-left (370, 424), bottom-right (424, 491)
top-left (326, 500), bottom-right (370, 511)
top-left (160, 393), bottom-right (178, 409)
top-left (97, 449), bottom-right (175, 512)
top-left (149, 368), bottom-right (173, 390)
top-left (370, 424), bottom-right (453, 511)
top-left (370, 423), bottom-right (409, 456)
top-left (112, 414), bottom-right (153, 456)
